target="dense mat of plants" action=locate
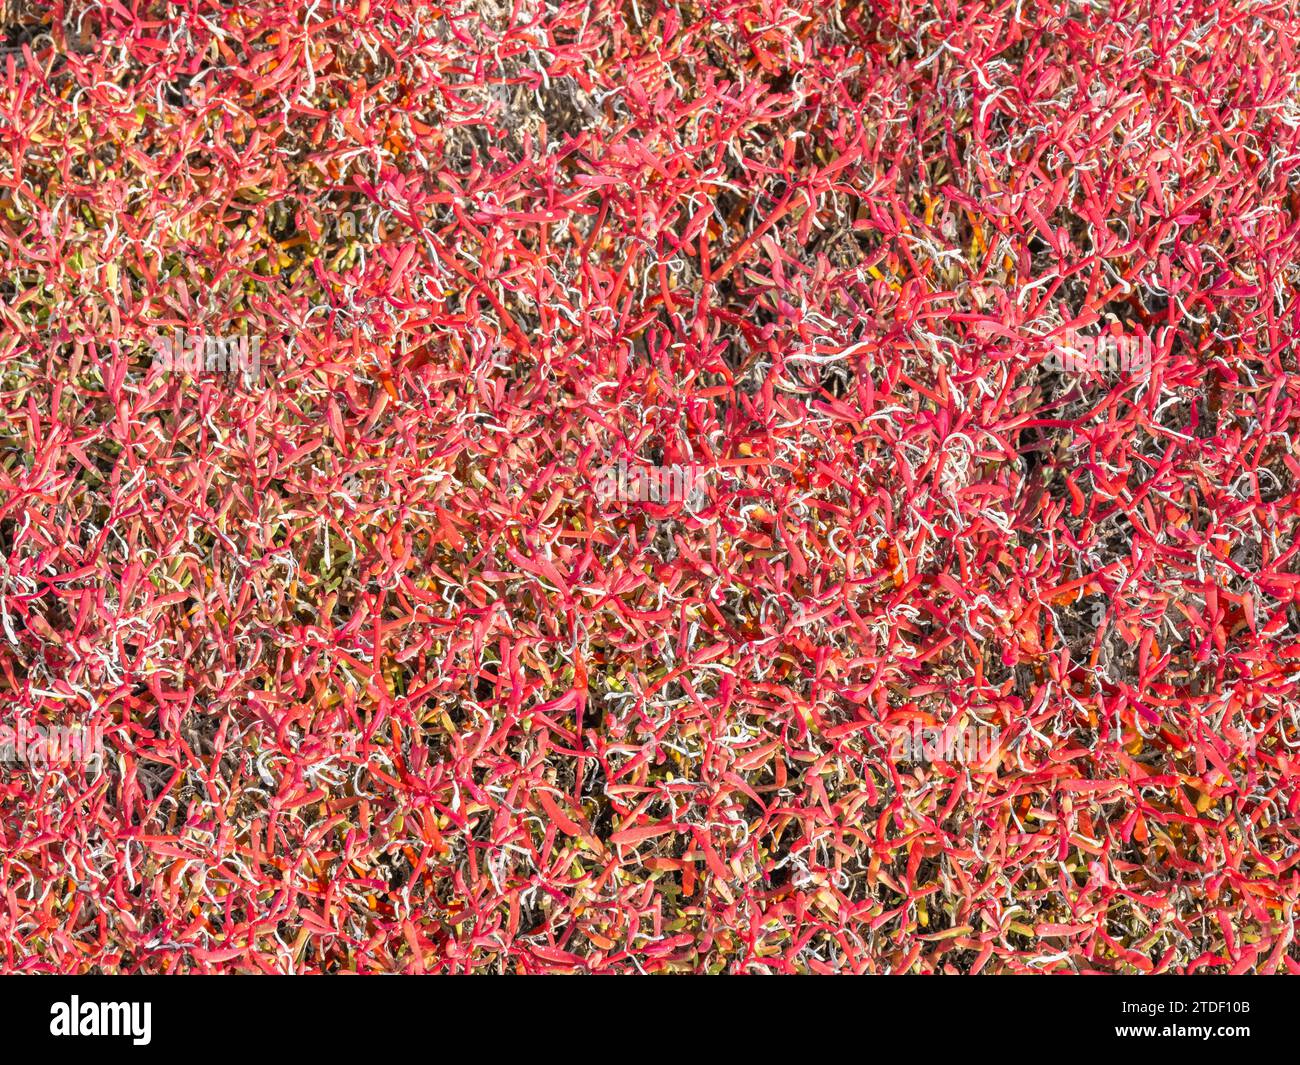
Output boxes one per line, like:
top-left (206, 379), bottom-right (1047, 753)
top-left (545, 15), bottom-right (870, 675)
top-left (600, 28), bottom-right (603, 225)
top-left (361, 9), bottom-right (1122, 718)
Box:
top-left (3, 0), bottom-right (1300, 973)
